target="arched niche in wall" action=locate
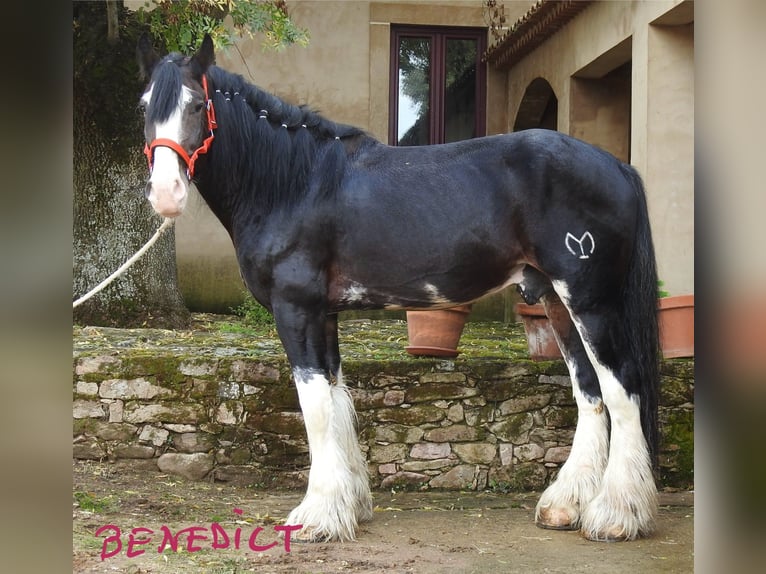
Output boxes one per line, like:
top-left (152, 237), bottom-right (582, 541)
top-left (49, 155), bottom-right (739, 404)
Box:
top-left (513, 77), bottom-right (558, 131)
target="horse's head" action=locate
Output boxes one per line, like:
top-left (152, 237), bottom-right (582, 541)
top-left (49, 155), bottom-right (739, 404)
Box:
top-left (137, 34), bottom-right (216, 218)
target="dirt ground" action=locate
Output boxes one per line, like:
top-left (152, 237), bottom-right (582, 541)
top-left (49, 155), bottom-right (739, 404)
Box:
top-left (73, 460), bottom-right (693, 573)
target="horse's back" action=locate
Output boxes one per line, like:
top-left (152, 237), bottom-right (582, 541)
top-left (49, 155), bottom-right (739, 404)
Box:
top-left (352, 129), bottom-right (633, 202)
top-left (344, 129), bottom-right (638, 242)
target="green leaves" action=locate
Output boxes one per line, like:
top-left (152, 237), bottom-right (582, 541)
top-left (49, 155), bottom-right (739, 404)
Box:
top-left (136, 0), bottom-right (309, 54)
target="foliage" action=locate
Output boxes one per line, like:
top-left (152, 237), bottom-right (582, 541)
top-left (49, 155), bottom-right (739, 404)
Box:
top-left (658, 280), bottom-right (670, 298)
top-left (135, 0), bottom-right (309, 53)
top-left (232, 293), bottom-right (276, 328)
top-left (74, 491), bottom-right (113, 513)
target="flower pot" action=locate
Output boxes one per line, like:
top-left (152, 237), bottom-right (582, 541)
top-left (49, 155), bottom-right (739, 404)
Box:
top-left (514, 303), bottom-right (562, 361)
top-left (658, 294), bottom-right (694, 358)
top-left (406, 305), bottom-right (471, 358)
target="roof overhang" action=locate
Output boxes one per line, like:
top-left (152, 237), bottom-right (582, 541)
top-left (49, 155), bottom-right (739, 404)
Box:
top-left (483, 0), bottom-right (593, 69)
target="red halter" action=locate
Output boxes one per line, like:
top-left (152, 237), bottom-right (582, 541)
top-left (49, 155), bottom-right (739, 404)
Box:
top-left (144, 74), bottom-right (217, 179)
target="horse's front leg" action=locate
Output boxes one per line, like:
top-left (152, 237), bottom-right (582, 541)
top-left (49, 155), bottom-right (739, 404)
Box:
top-left (273, 300), bottom-right (372, 542)
top-left (324, 314), bottom-right (374, 525)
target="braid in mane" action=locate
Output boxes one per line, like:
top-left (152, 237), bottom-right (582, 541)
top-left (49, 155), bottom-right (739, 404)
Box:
top-left (201, 66), bottom-right (365, 214)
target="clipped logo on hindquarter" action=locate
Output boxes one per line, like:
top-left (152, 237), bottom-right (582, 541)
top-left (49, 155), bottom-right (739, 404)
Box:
top-left (565, 231), bottom-right (595, 259)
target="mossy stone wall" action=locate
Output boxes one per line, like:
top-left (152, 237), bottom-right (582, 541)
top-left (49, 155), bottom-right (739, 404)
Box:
top-left (73, 345), bottom-right (694, 492)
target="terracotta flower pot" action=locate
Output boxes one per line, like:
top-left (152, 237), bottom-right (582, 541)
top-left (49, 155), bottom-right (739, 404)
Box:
top-left (658, 294), bottom-right (694, 358)
top-left (516, 295), bottom-right (695, 361)
top-left (406, 305), bottom-right (471, 358)
top-left (514, 303), bottom-right (562, 361)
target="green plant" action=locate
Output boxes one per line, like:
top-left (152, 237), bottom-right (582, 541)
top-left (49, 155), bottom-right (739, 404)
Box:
top-left (136, 0), bottom-right (309, 54)
top-left (658, 280), bottom-right (670, 299)
top-left (232, 293), bottom-right (275, 328)
top-left (74, 491), bottom-right (113, 513)
top-left (487, 479), bottom-right (513, 494)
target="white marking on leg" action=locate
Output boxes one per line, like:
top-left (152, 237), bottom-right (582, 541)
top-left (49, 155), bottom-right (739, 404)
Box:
top-left (332, 367), bottom-right (373, 523)
top-left (550, 280), bottom-right (572, 304)
top-left (551, 280), bottom-right (657, 540)
top-left (579, 357), bottom-right (657, 540)
top-left (286, 368), bottom-right (371, 541)
top-left (536, 358), bottom-right (608, 529)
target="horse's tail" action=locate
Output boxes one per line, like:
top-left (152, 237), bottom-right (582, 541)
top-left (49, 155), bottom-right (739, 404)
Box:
top-left (620, 163), bottom-right (660, 469)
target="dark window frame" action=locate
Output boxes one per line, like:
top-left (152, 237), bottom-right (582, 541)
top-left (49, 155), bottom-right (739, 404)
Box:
top-left (389, 25), bottom-right (487, 146)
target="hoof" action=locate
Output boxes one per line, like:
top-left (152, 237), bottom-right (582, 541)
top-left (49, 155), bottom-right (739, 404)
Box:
top-left (578, 487), bottom-right (656, 542)
top-left (289, 526), bottom-right (333, 544)
top-left (285, 498), bottom-right (358, 542)
top-left (536, 521), bottom-right (578, 531)
top-left (580, 525), bottom-right (632, 542)
top-left (535, 506), bottom-right (579, 531)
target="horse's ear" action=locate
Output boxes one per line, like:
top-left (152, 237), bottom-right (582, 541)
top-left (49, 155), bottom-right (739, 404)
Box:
top-left (137, 32), bottom-right (160, 80)
top-left (191, 34), bottom-right (215, 75)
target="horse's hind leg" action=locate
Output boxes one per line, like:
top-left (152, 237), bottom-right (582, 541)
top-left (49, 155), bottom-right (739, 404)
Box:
top-left (551, 280), bottom-right (657, 541)
top-left (535, 293), bottom-right (609, 530)
top-left (519, 268), bottom-right (609, 531)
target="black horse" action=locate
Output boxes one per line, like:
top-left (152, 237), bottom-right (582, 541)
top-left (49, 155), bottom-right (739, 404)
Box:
top-left (137, 35), bottom-right (660, 543)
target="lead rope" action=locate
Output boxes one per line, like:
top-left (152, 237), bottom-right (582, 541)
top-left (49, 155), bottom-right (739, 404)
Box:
top-left (72, 217), bottom-right (175, 309)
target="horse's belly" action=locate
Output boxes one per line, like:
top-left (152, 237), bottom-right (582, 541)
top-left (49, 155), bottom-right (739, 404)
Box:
top-left (328, 263), bottom-right (525, 312)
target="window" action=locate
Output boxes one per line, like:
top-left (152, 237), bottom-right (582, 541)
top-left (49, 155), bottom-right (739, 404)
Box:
top-left (390, 26), bottom-right (487, 146)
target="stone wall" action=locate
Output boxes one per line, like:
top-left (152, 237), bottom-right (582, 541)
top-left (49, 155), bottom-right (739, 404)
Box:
top-left (73, 348), bottom-right (694, 492)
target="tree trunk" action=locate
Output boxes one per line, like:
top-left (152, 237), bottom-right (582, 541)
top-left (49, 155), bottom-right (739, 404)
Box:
top-left (73, 1), bottom-right (189, 328)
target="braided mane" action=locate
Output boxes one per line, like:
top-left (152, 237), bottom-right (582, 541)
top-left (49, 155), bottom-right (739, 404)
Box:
top-left (201, 65), bottom-right (369, 213)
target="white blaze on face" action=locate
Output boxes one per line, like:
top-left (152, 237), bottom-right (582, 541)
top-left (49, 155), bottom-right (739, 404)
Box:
top-left (141, 84), bottom-right (193, 218)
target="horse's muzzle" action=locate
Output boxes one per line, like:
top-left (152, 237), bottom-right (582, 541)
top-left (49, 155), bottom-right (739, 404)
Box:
top-left (145, 176), bottom-right (187, 218)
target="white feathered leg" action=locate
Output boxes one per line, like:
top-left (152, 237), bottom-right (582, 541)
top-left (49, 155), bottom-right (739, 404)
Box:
top-left (536, 362), bottom-right (609, 530)
top-left (548, 279), bottom-right (657, 541)
top-left (286, 368), bottom-right (372, 541)
top-left (578, 358), bottom-right (657, 541)
top-left (332, 367), bottom-right (374, 524)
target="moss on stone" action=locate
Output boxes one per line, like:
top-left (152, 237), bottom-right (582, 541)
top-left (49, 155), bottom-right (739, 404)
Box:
top-left (344, 360), bottom-right (419, 382)
top-left (375, 405), bottom-right (446, 425)
top-left (229, 447), bottom-right (252, 465)
top-left (256, 385), bottom-right (299, 410)
top-left (476, 378), bottom-right (528, 402)
top-left (503, 462), bottom-right (548, 491)
top-left (121, 354), bottom-right (187, 388)
top-left (660, 408), bottom-right (694, 488)
top-left (73, 418), bottom-right (97, 436)
top-left (244, 412), bottom-right (305, 436)
top-left (73, 315), bottom-right (694, 490)
top-left (660, 376), bottom-right (694, 407)
top-left (491, 413), bottom-right (534, 443)
top-left (544, 406), bottom-right (578, 428)
top-left (405, 383), bottom-right (477, 403)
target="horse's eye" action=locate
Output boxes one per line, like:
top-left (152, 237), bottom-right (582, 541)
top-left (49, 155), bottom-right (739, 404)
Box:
top-left (193, 102), bottom-right (204, 113)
